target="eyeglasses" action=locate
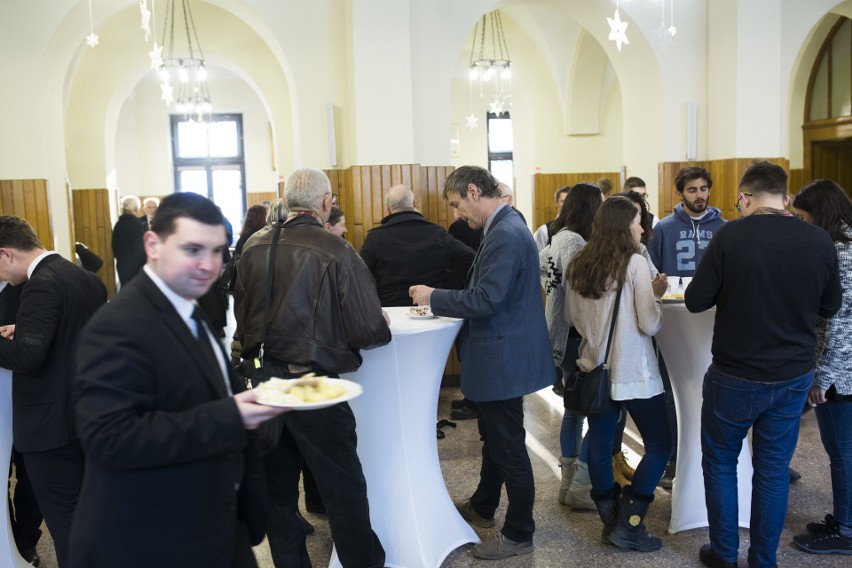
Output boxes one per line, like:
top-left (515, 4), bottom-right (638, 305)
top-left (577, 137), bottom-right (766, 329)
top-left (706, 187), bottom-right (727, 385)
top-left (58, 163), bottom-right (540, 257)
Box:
top-left (735, 192), bottom-right (753, 214)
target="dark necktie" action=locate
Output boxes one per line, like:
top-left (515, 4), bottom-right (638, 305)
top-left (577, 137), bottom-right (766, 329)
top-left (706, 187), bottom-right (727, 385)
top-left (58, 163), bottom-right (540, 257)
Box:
top-left (191, 306), bottom-right (228, 392)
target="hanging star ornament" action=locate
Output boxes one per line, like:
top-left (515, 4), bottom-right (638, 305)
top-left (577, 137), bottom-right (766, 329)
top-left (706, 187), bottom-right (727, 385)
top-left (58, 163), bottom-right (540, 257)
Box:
top-left (160, 82), bottom-right (174, 105)
top-left (86, 33), bottom-right (99, 48)
top-left (139, 1), bottom-right (152, 42)
top-left (148, 42), bottom-right (163, 70)
top-left (607, 9), bottom-right (629, 52)
top-left (667, 25), bottom-right (677, 37)
top-left (465, 114), bottom-right (479, 129)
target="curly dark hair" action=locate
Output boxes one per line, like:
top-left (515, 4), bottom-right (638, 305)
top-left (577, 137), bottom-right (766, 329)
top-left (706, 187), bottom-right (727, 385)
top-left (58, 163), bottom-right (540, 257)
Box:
top-left (793, 179), bottom-right (852, 243)
top-left (621, 190), bottom-right (653, 245)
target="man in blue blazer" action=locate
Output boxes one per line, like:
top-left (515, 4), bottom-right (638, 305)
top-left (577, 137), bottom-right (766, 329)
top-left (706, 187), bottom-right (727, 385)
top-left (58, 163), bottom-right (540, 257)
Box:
top-left (410, 166), bottom-right (552, 560)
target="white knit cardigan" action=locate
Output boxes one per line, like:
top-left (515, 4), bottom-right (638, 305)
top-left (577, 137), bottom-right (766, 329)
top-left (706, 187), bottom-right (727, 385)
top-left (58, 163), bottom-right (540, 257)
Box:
top-left (564, 254), bottom-right (664, 401)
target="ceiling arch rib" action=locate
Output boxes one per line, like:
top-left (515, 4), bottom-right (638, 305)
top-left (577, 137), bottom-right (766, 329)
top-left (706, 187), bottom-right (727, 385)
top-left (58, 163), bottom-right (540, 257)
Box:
top-left (567, 30), bottom-right (609, 135)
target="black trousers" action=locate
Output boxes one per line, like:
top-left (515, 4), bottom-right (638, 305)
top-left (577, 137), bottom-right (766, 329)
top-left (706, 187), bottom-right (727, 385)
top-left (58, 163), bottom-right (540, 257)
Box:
top-left (23, 440), bottom-right (84, 568)
top-left (469, 397), bottom-right (536, 543)
top-left (8, 448), bottom-right (44, 553)
top-left (264, 402), bottom-right (384, 568)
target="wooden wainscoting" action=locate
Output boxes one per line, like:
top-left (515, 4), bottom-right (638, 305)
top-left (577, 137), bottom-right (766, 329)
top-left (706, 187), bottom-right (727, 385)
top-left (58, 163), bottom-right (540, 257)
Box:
top-left (658, 158), bottom-right (791, 221)
top-left (247, 192), bottom-right (278, 208)
top-left (0, 179), bottom-right (54, 249)
top-left (72, 189), bottom-right (117, 297)
top-left (532, 172), bottom-right (622, 230)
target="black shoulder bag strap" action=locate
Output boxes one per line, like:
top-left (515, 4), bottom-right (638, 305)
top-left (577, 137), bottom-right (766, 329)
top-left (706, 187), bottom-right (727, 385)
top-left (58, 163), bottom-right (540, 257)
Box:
top-left (602, 287), bottom-right (623, 369)
top-left (254, 221), bottom-right (284, 375)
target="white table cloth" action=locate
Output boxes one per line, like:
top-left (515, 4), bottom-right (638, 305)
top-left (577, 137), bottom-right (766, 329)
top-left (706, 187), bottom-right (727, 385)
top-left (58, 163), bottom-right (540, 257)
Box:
top-left (330, 307), bottom-right (476, 568)
top-left (655, 302), bottom-right (753, 533)
top-left (1, 368), bottom-right (34, 568)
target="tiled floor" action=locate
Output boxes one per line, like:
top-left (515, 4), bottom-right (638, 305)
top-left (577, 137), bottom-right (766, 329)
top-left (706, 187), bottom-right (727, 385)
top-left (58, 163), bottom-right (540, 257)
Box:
top-left (27, 386), bottom-right (849, 567)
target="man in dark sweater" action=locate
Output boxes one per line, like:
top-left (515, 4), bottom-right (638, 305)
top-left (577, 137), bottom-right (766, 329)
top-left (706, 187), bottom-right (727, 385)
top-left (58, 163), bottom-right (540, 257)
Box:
top-left (685, 161), bottom-right (841, 568)
top-left (360, 184), bottom-right (475, 306)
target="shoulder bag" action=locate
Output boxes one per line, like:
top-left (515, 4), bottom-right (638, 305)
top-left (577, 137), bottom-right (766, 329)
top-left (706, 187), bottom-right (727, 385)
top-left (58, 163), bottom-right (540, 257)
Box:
top-left (563, 287), bottom-right (622, 416)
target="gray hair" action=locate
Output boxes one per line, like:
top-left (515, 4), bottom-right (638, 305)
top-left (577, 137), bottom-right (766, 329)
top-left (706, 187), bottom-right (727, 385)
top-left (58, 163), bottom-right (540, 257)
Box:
top-left (497, 182), bottom-right (513, 198)
top-left (266, 198), bottom-right (289, 225)
top-left (120, 195), bottom-right (141, 215)
top-left (143, 197), bottom-right (160, 207)
top-left (385, 184), bottom-right (415, 212)
top-left (283, 168), bottom-right (331, 211)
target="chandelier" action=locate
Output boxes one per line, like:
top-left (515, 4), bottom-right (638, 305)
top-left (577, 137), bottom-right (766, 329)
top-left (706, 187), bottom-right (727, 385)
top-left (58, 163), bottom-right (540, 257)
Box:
top-left (155, 0), bottom-right (212, 122)
top-left (466, 11), bottom-right (513, 127)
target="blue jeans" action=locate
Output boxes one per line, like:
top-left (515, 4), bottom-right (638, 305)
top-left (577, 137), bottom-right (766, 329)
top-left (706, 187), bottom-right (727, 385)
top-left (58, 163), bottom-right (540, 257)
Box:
top-left (815, 398), bottom-right (852, 527)
top-left (586, 394), bottom-right (672, 498)
top-left (701, 365), bottom-right (811, 568)
top-left (560, 411), bottom-right (588, 460)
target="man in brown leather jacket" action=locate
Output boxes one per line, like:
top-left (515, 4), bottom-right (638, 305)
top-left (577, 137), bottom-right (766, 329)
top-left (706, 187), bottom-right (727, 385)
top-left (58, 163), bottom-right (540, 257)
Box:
top-left (234, 167), bottom-right (390, 568)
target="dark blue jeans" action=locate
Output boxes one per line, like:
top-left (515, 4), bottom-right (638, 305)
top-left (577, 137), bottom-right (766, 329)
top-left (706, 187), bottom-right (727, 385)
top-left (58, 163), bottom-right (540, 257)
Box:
top-left (470, 397), bottom-right (536, 543)
top-left (701, 365), bottom-right (811, 568)
top-left (815, 398), bottom-right (852, 528)
top-left (586, 394), bottom-right (672, 498)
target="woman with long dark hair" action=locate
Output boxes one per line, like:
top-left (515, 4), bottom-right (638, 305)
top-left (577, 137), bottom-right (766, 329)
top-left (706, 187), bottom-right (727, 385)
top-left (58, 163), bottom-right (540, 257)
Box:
top-left (540, 183), bottom-right (602, 510)
top-left (792, 180), bottom-right (852, 555)
top-left (235, 204), bottom-right (269, 255)
top-left (565, 196), bottom-right (670, 552)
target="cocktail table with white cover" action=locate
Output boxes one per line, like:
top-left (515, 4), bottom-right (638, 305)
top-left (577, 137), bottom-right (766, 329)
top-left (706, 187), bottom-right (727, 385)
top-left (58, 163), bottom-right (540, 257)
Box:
top-left (1, 367), bottom-right (36, 568)
top-left (655, 302), bottom-right (753, 533)
top-left (330, 306), bottom-right (476, 568)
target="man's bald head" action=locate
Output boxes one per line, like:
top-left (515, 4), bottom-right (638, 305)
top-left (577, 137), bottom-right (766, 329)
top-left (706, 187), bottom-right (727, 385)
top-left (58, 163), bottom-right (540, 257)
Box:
top-left (385, 184), bottom-right (416, 213)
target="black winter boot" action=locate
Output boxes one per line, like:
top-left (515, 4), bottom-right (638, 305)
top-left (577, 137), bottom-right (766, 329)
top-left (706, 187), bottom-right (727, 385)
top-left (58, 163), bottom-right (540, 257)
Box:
top-left (591, 484), bottom-right (621, 545)
top-left (609, 485), bottom-right (662, 552)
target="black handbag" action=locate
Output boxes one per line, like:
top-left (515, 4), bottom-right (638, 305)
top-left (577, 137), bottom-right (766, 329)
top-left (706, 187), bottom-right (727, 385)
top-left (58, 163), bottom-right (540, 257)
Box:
top-left (218, 249), bottom-right (240, 293)
top-left (563, 287), bottom-right (622, 416)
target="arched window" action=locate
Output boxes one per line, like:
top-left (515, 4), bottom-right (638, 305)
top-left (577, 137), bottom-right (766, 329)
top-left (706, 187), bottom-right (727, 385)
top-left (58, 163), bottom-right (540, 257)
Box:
top-left (806, 17), bottom-right (852, 122)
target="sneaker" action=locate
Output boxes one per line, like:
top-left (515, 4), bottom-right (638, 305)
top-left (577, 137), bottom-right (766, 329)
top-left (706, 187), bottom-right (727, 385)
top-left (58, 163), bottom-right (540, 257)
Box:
top-left (455, 498), bottom-right (495, 529)
top-left (471, 533), bottom-right (533, 560)
top-left (612, 451), bottom-right (635, 481)
top-left (658, 461), bottom-right (676, 489)
top-left (794, 515), bottom-right (852, 555)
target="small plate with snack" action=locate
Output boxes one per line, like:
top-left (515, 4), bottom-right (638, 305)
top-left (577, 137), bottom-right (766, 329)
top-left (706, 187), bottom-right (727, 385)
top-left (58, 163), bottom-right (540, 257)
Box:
top-left (407, 305), bottom-right (436, 319)
top-left (661, 293), bottom-right (685, 304)
top-left (254, 374), bottom-right (362, 410)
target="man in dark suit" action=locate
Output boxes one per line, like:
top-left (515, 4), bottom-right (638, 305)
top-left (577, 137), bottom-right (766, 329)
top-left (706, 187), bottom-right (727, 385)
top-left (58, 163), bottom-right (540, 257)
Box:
top-left (111, 195), bottom-right (146, 286)
top-left (0, 216), bottom-right (107, 568)
top-left (70, 193), bottom-right (287, 568)
top-left (360, 184), bottom-right (474, 306)
top-left (1, 280), bottom-right (43, 567)
top-left (410, 166), bottom-right (552, 560)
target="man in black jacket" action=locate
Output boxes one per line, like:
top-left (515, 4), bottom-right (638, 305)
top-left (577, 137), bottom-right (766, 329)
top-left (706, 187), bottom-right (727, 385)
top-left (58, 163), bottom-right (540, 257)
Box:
top-left (0, 216), bottom-right (107, 567)
top-left (111, 195), bottom-right (146, 286)
top-left (360, 184), bottom-right (475, 306)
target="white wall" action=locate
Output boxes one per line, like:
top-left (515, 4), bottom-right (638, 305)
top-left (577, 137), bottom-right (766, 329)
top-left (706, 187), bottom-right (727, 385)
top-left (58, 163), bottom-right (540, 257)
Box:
top-left (114, 74), bottom-right (275, 199)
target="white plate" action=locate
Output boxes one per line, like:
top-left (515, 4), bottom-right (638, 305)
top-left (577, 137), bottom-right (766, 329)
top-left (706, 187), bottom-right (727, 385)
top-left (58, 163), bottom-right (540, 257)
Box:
top-left (406, 312), bottom-right (437, 320)
top-left (661, 297), bottom-right (685, 304)
top-left (255, 378), bottom-right (363, 410)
